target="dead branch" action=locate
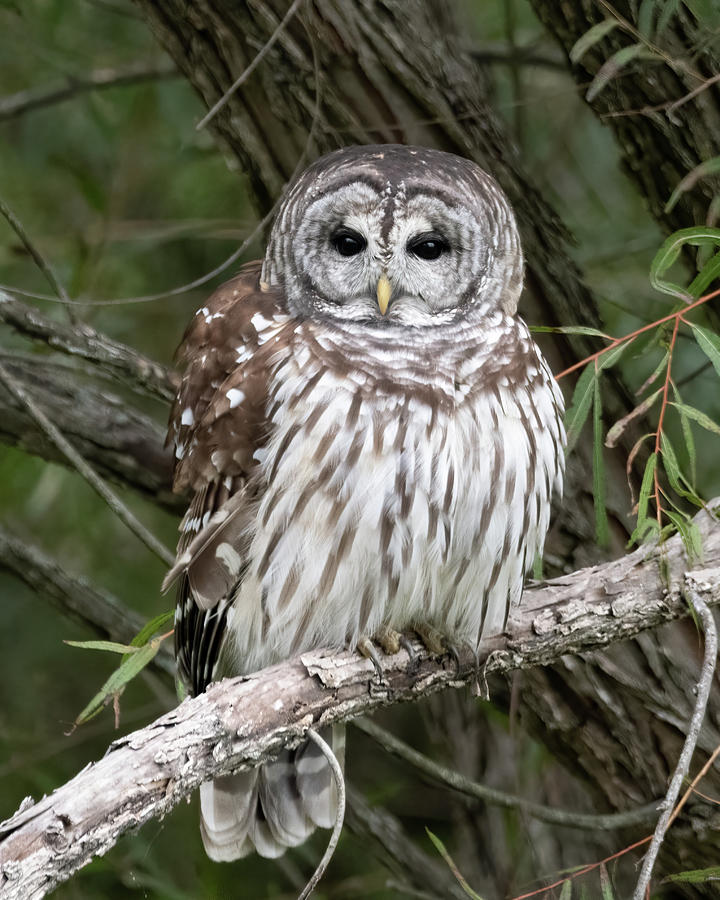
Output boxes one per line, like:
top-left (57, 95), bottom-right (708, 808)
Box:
top-left (1, 505), bottom-right (718, 899)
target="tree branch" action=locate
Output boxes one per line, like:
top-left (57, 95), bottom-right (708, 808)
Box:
top-left (0, 61), bottom-right (178, 122)
top-left (1, 506), bottom-right (718, 898)
top-left (0, 528), bottom-right (174, 677)
top-left (0, 357), bottom-right (180, 513)
top-left (0, 360), bottom-right (174, 566)
top-left (0, 292), bottom-right (176, 403)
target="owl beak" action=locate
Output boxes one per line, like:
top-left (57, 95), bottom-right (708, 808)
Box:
top-left (377, 273), bottom-right (392, 315)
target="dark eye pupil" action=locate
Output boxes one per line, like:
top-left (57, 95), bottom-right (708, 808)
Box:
top-left (409, 235), bottom-right (448, 260)
top-left (332, 230), bottom-right (366, 257)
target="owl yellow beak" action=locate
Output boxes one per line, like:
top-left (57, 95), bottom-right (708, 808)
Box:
top-left (377, 274), bottom-right (392, 315)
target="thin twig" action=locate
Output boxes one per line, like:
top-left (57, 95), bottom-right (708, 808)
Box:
top-left (0, 60), bottom-right (178, 121)
top-left (297, 728), bottom-right (346, 900)
top-left (602, 72), bottom-right (720, 119)
top-left (355, 718), bottom-right (661, 830)
top-left (632, 585), bottom-right (718, 899)
top-left (0, 359), bottom-right (174, 566)
top-left (0, 202), bottom-right (275, 307)
top-left (196, 0), bottom-right (304, 130)
top-left (556, 285), bottom-right (720, 380)
top-left (0, 195), bottom-right (69, 305)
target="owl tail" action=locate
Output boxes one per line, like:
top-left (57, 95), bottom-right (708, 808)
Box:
top-left (199, 725), bottom-right (345, 861)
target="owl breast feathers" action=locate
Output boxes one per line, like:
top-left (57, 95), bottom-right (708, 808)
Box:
top-left (165, 144), bottom-right (565, 861)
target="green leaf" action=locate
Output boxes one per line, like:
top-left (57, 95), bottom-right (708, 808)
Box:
top-left (64, 639), bottom-right (140, 654)
top-left (673, 383), bottom-right (697, 486)
top-left (628, 516), bottom-right (659, 548)
top-left (569, 19), bottom-right (618, 63)
top-left (665, 156), bottom-right (720, 213)
top-left (565, 364), bottom-right (596, 454)
top-left (426, 829), bottom-right (486, 900)
top-left (72, 636), bottom-right (165, 727)
top-left (593, 375), bottom-right (610, 546)
top-left (637, 351), bottom-right (670, 395)
top-left (530, 325), bottom-right (612, 339)
top-left (587, 44), bottom-right (658, 102)
top-left (656, 0), bottom-right (682, 34)
top-left (532, 553), bottom-right (544, 580)
top-left (559, 880), bottom-right (572, 900)
top-left (688, 322), bottom-right (720, 379)
top-left (599, 862), bottom-right (616, 900)
top-left (660, 432), bottom-right (703, 508)
top-left (637, 452), bottom-right (657, 522)
top-left (628, 452), bottom-right (658, 547)
top-left (665, 510), bottom-right (703, 565)
top-left (670, 402), bottom-right (720, 436)
top-left (637, 0), bottom-right (656, 37)
top-left (129, 610), bottom-right (174, 648)
top-left (664, 866), bottom-right (720, 884)
top-left (650, 227), bottom-right (720, 300)
top-left (687, 250), bottom-right (720, 299)
top-left (597, 340), bottom-right (628, 371)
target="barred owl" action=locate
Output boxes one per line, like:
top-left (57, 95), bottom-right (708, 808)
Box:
top-left (165, 145), bottom-right (565, 861)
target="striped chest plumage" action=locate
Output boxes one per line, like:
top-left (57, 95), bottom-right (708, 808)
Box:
top-left (221, 311), bottom-right (564, 675)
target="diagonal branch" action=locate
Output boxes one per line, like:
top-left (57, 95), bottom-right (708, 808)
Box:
top-left (0, 292), bottom-right (176, 403)
top-left (0, 528), bottom-right (174, 677)
top-left (0, 60), bottom-right (178, 122)
top-left (0, 360), bottom-right (174, 566)
top-left (0, 357), bottom-right (180, 512)
top-left (1, 506), bottom-right (718, 899)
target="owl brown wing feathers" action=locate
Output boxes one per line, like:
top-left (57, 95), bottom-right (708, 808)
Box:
top-left (165, 261), bottom-right (287, 694)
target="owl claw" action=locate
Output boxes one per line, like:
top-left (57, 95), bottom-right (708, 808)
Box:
top-left (357, 636), bottom-right (386, 681)
top-left (413, 626), bottom-right (479, 678)
top-left (399, 634), bottom-right (419, 671)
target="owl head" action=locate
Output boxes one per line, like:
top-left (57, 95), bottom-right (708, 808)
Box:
top-left (261, 144), bottom-right (523, 327)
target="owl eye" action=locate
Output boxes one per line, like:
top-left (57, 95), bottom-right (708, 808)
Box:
top-left (331, 228), bottom-right (367, 257)
top-left (408, 233), bottom-right (449, 261)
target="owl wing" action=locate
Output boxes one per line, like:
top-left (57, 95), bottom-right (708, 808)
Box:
top-left (165, 260), bottom-right (290, 695)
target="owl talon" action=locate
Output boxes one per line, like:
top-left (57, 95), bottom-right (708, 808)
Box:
top-left (399, 634), bottom-right (419, 671)
top-left (357, 636), bottom-right (385, 681)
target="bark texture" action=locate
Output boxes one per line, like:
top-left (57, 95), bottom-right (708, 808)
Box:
top-left (1, 508), bottom-right (718, 899)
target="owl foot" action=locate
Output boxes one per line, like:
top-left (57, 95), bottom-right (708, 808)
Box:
top-left (413, 623), bottom-right (447, 656)
top-left (414, 626), bottom-right (478, 678)
top-left (358, 626), bottom-right (407, 682)
top-left (399, 634), bottom-right (418, 670)
top-left (375, 624), bottom-right (402, 655)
